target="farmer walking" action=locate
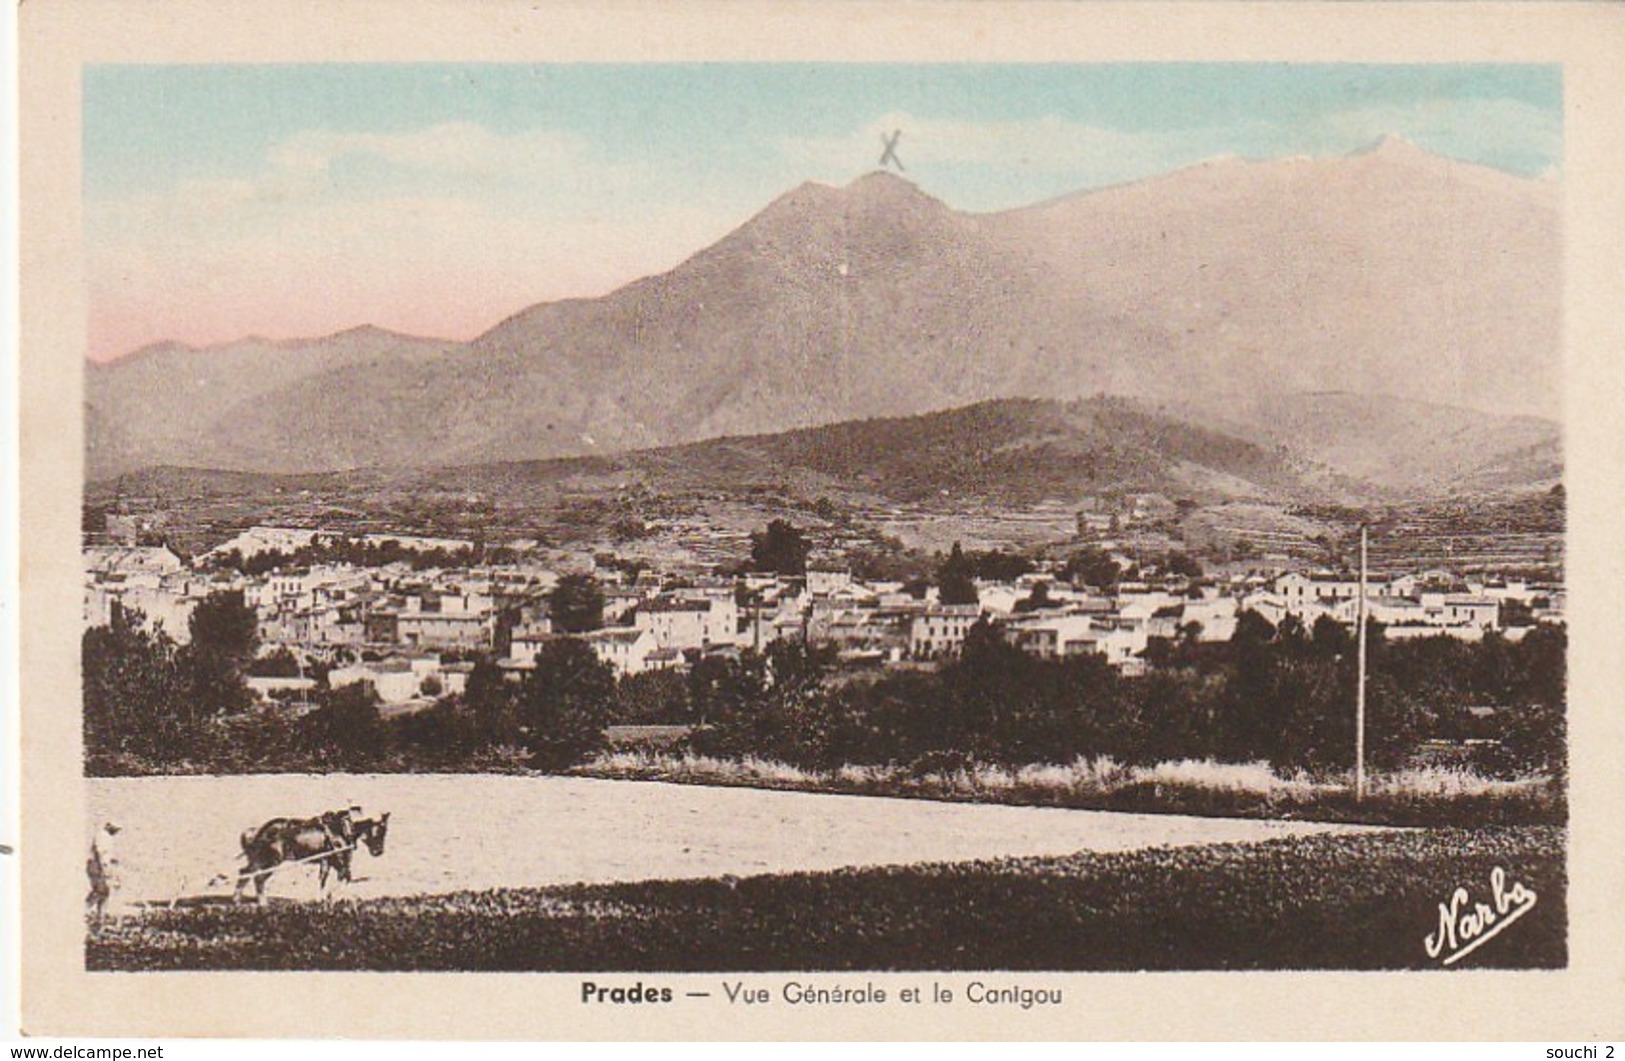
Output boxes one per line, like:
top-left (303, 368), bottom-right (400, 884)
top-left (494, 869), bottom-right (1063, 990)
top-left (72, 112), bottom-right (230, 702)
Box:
top-left (86, 821), bottom-right (122, 925)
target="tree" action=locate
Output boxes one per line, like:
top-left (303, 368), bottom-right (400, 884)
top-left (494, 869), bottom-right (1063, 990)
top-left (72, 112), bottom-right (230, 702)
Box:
top-left (391, 700), bottom-right (480, 767)
top-left (1364, 674), bottom-right (1431, 772)
top-left (548, 574), bottom-right (605, 634)
top-left (188, 590), bottom-right (259, 660)
top-left (688, 651), bottom-right (767, 733)
top-left (248, 646), bottom-right (303, 678)
top-left (937, 618), bottom-right (1030, 760)
top-left (1063, 547), bottom-right (1121, 592)
top-left (749, 519), bottom-right (811, 576)
top-left (300, 683), bottom-right (385, 769)
top-left (1231, 608), bottom-right (1277, 649)
top-left (613, 669), bottom-right (691, 725)
top-left (1493, 699), bottom-right (1566, 778)
top-left (1310, 614), bottom-right (1352, 659)
top-left (1215, 609), bottom-right (1281, 762)
top-left (941, 623), bottom-right (1131, 765)
top-left (1276, 613), bottom-right (1310, 651)
top-left (937, 542), bottom-right (979, 606)
top-left (692, 641), bottom-right (844, 768)
top-left (974, 549), bottom-right (1033, 582)
top-left (757, 640), bottom-right (844, 768)
top-left (1012, 581), bottom-right (1052, 613)
top-left (1161, 551), bottom-right (1203, 579)
top-left (1129, 670), bottom-right (1217, 765)
top-left (1515, 624), bottom-right (1567, 709)
top-left (464, 656), bottom-right (519, 744)
top-left (958, 616), bottom-right (1011, 669)
top-left (82, 614), bottom-right (192, 771)
top-left (177, 590), bottom-right (260, 721)
top-left (517, 638), bottom-right (615, 770)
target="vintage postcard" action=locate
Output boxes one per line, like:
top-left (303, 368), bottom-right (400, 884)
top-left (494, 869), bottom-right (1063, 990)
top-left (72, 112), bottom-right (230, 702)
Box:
top-left (14, 0), bottom-right (1625, 1041)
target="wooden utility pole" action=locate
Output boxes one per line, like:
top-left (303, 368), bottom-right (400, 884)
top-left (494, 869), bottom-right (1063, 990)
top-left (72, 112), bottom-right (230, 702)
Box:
top-left (1355, 524), bottom-right (1368, 803)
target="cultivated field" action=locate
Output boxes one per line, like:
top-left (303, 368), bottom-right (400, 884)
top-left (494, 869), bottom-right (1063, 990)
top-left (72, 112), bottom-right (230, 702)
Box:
top-left (87, 774), bottom-right (1376, 906)
top-left (89, 826), bottom-right (1567, 971)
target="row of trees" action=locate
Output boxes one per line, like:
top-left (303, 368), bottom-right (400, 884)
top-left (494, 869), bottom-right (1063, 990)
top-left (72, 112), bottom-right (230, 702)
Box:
top-left (83, 588), bottom-right (624, 774)
top-left (210, 537), bottom-right (484, 577)
top-left (744, 522), bottom-right (1183, 604)
top-left (674, 616), bottom-right (1565, 777)
top-left (85, 588), bottom-right (1566, 780)
top-left (919, 541), bottom-right (1204, 608)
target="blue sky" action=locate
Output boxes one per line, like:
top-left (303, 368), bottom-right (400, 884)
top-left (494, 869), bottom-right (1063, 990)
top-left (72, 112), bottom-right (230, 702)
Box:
top-left (82, 63), bottom-right (1562, 358)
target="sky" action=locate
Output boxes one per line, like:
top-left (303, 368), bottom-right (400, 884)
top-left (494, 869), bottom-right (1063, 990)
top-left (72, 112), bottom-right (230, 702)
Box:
top-left (83, 63), bottom-right (1562, 361)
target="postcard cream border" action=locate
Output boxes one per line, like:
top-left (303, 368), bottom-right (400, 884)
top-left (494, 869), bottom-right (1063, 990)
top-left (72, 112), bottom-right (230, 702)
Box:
top-left (17, 0), bottom-right (1625, 1040)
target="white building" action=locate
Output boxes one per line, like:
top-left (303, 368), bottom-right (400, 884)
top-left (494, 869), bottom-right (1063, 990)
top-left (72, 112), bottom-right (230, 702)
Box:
top-left (83, 582), bottom-right (202, 642)
top-left (909, 605), bottom-right (982, 658)
top-left (975, 582), bottom-right (1025, 617)
top-left (583, 627), bottom-right (661, 676)
top-left (246, 675), bottom-right (318, 703)
top-left (205, 526), bottom-right (321, 562)
top-left (1003, 613), bottom-right (1150, 673)
top-left (806, 569), bottom-right (854, 597)
top-left (84, 544), bottom-right (185, 587)
top-left (1002, 613), bottom-right (1101, 659)
top-left (509, 629), bottom-right (557, 666)
top-left (636, 595), bottom-right (738, 651)
top-left (1181, 596), bottom-right (1239, 641)
top-left (329, 659), bottom-right (422, 704)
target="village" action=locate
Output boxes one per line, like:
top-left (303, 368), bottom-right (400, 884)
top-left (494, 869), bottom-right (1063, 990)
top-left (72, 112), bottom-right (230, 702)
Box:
top-left (82, 514), bottom-right (1567, 717)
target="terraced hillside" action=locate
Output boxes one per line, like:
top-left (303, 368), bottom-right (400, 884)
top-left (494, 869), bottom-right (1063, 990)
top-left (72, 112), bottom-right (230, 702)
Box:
top-left (1362, 489), bottom-right (1565, 578)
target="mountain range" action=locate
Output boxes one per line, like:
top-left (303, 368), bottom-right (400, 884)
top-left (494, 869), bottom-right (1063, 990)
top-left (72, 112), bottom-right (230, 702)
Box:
top-left (86, 137), bottom-right (1561, 499)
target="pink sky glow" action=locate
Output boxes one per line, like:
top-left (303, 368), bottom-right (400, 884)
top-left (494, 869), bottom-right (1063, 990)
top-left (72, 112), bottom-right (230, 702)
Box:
top-left (87, 255), bottom-right (656, 362)
top-left (84, 197), bottom-right (738, 362)
top-left (89, 277), bottom-right (537, 360)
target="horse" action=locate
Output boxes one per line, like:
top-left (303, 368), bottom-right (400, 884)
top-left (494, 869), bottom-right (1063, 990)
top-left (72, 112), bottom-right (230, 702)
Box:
top-left (231, 809), bottom-right (390, 904)
top-left (324, 812), bottom-right (391, 888)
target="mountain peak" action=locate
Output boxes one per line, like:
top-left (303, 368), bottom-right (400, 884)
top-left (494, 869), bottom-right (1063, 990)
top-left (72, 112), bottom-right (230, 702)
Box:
top-left (746, 170), bottom-right (951, 238)
top-left (778, 170), bottom-right (936, 205)
top-left (1352, 133), bottom-right (1436, 164)
top-left (314, 323), bottom-right (438, 346)
top-left (841, 170), bottom-right (944, 206)
top-left (846, 169), bottom-right (917, 191)
top-left (1341, 133), bottom-right (1551, 200)
top-left (328, 323), bottom-right (393, 340)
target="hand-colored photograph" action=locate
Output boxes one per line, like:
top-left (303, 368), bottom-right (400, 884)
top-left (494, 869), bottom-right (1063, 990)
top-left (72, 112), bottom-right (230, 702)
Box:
top-left (77, 61), bottom-right (1565, 973)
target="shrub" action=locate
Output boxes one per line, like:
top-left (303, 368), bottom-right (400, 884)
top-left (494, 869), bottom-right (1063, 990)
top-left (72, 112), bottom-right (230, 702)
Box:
top-left (391, 701), bottom-right (481, 766)
top-left (299, 684), bottom-right (386, 769)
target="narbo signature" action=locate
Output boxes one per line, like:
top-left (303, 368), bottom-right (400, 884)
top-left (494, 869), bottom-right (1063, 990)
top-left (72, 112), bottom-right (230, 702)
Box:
top-left (1424, 865), bottom-right (1538, 966)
